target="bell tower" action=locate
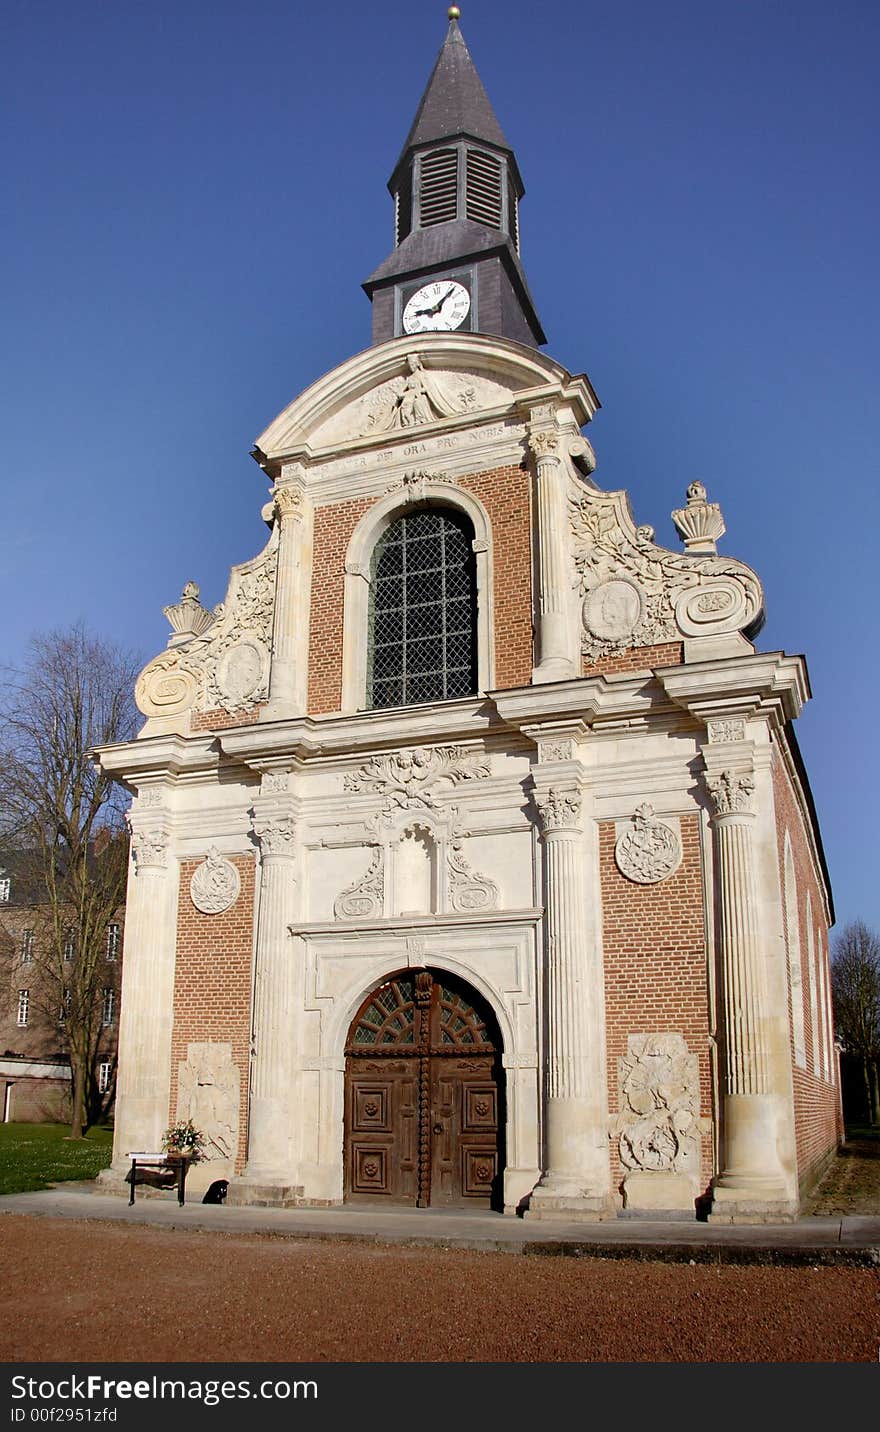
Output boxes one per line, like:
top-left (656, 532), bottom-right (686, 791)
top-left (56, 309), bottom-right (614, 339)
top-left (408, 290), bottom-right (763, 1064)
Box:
top-left (364, 7), bottom-right (545, 348)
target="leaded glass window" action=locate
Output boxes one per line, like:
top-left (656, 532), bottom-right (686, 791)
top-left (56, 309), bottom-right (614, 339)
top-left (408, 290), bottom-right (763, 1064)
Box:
top-left (367, 507), bottom-right (477, 709)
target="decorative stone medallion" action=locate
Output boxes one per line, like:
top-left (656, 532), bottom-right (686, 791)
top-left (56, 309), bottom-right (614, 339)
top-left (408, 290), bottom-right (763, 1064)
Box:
top-left (190, 847), bottom-right (241, 914)
top-left (614, 804), bottom-right (681, 884)
top-left (583, 579), bottom-right (644, 643)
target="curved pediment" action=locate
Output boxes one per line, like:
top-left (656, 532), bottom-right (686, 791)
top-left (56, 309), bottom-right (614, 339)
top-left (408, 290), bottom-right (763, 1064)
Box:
top-left (253, 332), bottom-right (599, 470)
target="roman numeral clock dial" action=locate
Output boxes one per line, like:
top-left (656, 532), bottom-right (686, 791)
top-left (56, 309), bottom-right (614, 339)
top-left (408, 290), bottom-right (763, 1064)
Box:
top-left (402, 280), bottom-right (471, 334)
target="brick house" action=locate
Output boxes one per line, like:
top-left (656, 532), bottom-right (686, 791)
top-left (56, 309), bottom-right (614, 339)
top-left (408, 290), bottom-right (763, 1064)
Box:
top-left (94, 15), bottom-right (839, 1219)
top-left (0, 852), bottom-right (123, 1124)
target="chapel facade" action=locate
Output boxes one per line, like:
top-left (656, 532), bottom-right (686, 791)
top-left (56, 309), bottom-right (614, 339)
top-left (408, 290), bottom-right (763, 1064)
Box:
top-left (96, 13), bottom-right (839, 1221)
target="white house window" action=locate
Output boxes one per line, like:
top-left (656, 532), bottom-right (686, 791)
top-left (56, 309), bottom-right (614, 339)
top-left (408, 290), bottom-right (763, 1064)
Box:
top-left (63, 930), bottom-right (76, 962)
top-left (17, 990), bottom-right (29, 1027)
top-left (106, 923), bottom-right (120, 961)
top-left (21, 929), bottom-right (34, 964)
top-left (0, 876), bottom-right (10, 902)
top-left (367, 507), bottom-right (477, 709)
top-left (97, 1061), bottom-right (112, 1095)
top-left (101, 988), bottom-right (115, 1027)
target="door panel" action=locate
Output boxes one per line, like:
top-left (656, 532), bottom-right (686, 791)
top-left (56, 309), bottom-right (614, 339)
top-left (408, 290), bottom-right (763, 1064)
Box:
top-left (344, 972), bottom-right (502, 1207)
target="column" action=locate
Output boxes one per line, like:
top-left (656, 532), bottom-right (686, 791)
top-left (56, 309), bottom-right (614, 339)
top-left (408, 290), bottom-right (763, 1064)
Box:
top-left (527, 785), bottom-right (613, 1219)
top-left (109, 821), bottom-right (177, 1169)
top-left (265, 480), bottom-right (306, 717)
top-left (528, 417), bottom-right (576, 684)
top-left (705, 768), bottom-right (793, 1221)
top-left (238, 804), bottom-right (299, 1196)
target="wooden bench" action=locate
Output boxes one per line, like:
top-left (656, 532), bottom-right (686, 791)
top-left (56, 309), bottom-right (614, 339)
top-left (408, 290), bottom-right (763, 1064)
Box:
top-left (126, 1151), bottom-right (191, 1206)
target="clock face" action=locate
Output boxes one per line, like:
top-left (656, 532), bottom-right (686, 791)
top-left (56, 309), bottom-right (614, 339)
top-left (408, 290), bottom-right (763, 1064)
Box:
top-left (402, 279), bottom-right (471, 334)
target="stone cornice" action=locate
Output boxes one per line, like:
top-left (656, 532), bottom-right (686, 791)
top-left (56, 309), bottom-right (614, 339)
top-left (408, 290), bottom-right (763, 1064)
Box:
top-left (90, 732), bottom-right (219, 783)
top-left (291, 907), bottom-right (543, 939)
top-left (656, 651), bottom-right (810, 726)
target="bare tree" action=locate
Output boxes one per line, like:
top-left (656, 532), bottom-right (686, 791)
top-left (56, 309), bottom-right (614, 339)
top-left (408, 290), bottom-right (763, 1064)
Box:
top-left (831, 920), bottom-right (880, 1127)
top-left (0, 626), bottom-right (140, 1137)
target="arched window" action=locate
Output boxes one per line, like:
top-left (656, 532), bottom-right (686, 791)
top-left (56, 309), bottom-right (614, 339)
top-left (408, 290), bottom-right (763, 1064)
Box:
top-left (367, 507), bottom-right (477, 709)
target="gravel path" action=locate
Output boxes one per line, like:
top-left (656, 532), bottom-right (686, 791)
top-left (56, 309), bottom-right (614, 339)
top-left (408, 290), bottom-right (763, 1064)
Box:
top-left (0, 1214), bottom-right (878, 1363)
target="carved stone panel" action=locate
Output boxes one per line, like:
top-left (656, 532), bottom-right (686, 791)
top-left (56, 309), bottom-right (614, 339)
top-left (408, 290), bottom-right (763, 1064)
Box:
top-left (190, 848), bottom-right (241, 915)
top-left (612, 1034), bottom-right (700, 1175)
top-left (614, 805), bottom-right (682, 885)
top-left (334, 847), bottom-right (385, 920)
top-left (176, 1042), bottom-right (240, 1164)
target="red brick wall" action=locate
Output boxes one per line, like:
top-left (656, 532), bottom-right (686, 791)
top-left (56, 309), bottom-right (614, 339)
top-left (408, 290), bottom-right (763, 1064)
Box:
top-left (306, 465), bottom-right (533, 714)
top-left (600, 813), bottom-right (713, 1199)
top-left (583, 642), bottom-right (684, 678)
top-left (191, 708), bottom-right (263, 733)
top-left (772, 744), bottom-right (838, 1186)
top-left (170, 857), bottom-right (255, 1174)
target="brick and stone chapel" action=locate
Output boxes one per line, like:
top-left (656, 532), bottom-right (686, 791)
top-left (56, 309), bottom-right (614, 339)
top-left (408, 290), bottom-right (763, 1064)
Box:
top-left (97, 11), bottom-right (839, 1221)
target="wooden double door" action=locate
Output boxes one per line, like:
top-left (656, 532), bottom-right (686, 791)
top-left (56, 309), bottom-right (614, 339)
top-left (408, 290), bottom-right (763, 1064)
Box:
top-left (344, 970), bottom-right (503, 1208)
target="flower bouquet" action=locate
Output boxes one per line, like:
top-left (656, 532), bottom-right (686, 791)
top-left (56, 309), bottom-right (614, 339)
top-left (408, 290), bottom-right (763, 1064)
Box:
top-left (162, 1119), bottom-right (207, 1162)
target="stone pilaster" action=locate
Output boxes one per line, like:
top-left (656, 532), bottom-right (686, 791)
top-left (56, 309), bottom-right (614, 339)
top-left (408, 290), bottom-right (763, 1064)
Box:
top-left (528, 418), bottom-right (576, 684)
top-left (704, 767), bottom-right (794, 1221)
top-left (265, 479), bottom-right (306, 717)
top-left (108, 820), bottom-right (178, 1169)
top-left (527, 784), bottom-right (613, 1220)
top-left (234, 800), bottom-right (300, 1202)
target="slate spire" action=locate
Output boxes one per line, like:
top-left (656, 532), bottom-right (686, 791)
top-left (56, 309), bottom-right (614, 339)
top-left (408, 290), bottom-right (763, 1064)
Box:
top-left (395, 11), bottom-right (513, 175)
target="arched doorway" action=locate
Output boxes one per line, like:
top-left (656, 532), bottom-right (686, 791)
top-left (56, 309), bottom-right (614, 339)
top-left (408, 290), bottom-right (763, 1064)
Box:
top-left (344, 969), bottom-right (504, 1207)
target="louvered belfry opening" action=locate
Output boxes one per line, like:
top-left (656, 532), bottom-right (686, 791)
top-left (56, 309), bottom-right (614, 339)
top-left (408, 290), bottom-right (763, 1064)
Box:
top-left (466, 148), bottom-right (503, 229)
top-left (418, 148), bottom-right (459, 227)
top-left (402, 142), bottom-right (517, 240)
top-left (367, 506), bottom-right (478, 710)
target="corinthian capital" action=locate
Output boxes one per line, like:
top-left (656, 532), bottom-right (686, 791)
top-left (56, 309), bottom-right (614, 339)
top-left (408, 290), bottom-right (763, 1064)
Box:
top-left (705, 768), bottom-right (755, 816)
top-left (535, 785), bottom-right (582, 833)
top-left (128, 823), bottom-right (169, 870)
top-left (252, 812), bottom-right (297, 856)
top-left (272, 484), bottom-right (304, 525)
top-left (527, 428), bottom-right (560, 462)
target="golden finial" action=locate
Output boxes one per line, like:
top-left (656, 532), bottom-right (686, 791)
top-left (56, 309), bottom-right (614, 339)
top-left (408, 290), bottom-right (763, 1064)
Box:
top-left (448, 6), bottom-right (461, 19)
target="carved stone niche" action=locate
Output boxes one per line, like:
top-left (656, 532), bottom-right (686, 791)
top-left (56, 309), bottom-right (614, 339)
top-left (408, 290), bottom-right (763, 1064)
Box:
top-left (176, 1042), bottom-right (240, 1178)
top-left (610, 1033), bottom-right (701, 1211)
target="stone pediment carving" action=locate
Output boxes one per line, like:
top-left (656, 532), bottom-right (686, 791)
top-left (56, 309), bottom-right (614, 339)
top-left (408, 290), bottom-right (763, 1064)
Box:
top-left (252, 335), bottom-right (598, 468)
top-left (343, 745), bottom-right (491, 817)
top-left (568, 480), bottom-right (763, 662)
top-left (135, 528), bottom-right (279, 720)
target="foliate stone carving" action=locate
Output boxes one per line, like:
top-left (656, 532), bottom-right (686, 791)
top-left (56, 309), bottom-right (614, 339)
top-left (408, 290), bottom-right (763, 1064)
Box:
top-left (344, 745), bottom-right (491, 814)
top-left (706, 718), bottom-right (746, 744)
top-left (447, 838), bottom-right (499, 913)
top-left (613, 1034), bottom-right (700, 1174)
top-left (334, 846), bottom-right (384, 920)
top-left (671, 480), bottom-right (726, 554)
top-left (137, 788), bottom-right (164, 809)
top-left (568, 484), bottom-right (763, 663)
top-left (535, 786), bottom-right (582, 833)
top-left (366, 354), bottom-right (477, 432)
top-left (384, 469), bottom-right (457, 502)
top-left (705, 768), bottom-right (755, 816)
top-left (135, 530), bottom-right (279, 720)
top-left (252, 814), bottom-right (297, 856)
top-left (614, 805), bottom-right (682, 885)
top-left (163, 581), bottom-right (215, 645)
top-left (176, 1042), bottom-right (240, 1163)
top-left (190, 848), bottom-right (241, 914)
top-left (528, 429), bottom-right (560, 460)
top-left (406, 936), bottom-right (426, 962)
top-left (272, 484), bottom-right (303, 523)
top-left (537, 739), bottom-right (574, 763)
top-left (129, 826), bottom-right (168, 870)
top-left (261, 771), bottom-right (291, 795)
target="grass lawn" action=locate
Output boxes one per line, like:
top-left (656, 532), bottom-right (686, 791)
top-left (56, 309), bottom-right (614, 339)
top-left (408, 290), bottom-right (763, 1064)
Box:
top-left (0, 1123), bottom-right (113, 1195)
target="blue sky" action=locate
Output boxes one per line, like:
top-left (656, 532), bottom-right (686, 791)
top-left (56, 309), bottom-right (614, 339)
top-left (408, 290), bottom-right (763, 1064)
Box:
top-left (3, 1), bottom-right (878, 932)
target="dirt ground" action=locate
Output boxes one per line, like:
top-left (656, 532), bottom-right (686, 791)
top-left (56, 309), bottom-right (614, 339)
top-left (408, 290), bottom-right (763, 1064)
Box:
top-left (0, 1140), bottom-right (877, 1365)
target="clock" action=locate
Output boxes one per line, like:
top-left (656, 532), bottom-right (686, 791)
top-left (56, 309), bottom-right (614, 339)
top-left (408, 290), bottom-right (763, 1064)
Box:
top-left (402, 279), bottom-right (471, 334)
